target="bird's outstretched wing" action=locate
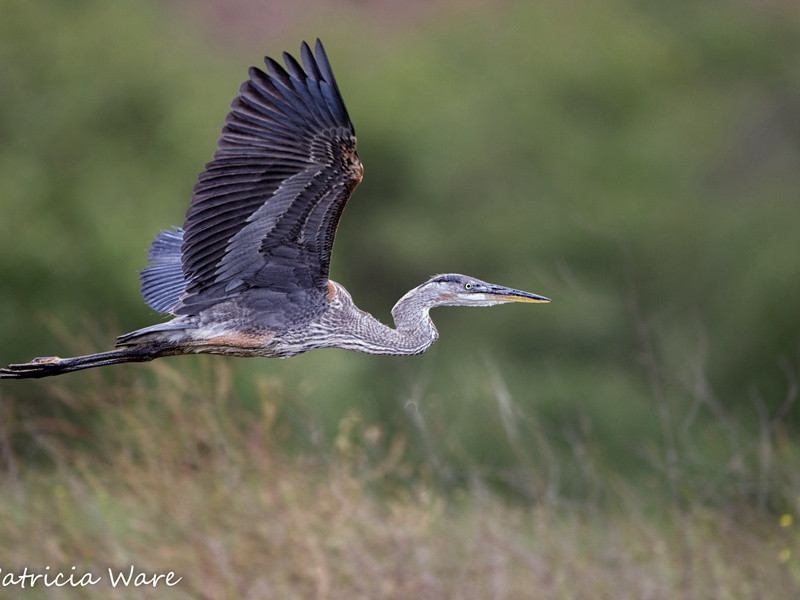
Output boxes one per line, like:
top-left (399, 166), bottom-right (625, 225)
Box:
top-left (176, 39), bottom-right (362, 315)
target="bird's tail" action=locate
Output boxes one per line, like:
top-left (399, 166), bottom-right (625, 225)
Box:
top-left (0, 343), bottom-right (171, 379)
top-left (140, 227), bottom-right (187, 314)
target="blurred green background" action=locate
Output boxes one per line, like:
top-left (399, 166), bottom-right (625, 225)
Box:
top-left (1, 0), bottom-right (799, 504)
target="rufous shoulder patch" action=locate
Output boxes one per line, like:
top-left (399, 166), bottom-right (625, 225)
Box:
top-left (326, 281), bottom-right (337, 301)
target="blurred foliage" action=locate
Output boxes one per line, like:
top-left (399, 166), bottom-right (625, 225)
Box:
top-left (1, 360), bottom-right (798, 598)
top-left (1, 0), bottom-right (799, 502)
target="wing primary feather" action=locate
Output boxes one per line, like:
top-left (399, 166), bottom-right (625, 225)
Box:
top-left (263, 57), bottom-right (316, 119)
top-left (300, 41), bottom-right (338, 126)
top-left (280, 57), bottom-right (330, 127)
top-left (300, 41), bottom-right (323, 81)
top-left (263, 56), bottom-right (293, 87)
top-left (290, 79), bottom-right (334, 129)
top-left (281, 51), bottom-right (307, 81)
top-left (241, 80), bottom-right (312, 131)
top-left (314, 39), bottom-right (348, 115)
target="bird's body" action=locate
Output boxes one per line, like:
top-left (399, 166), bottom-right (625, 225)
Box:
top-left (116, 276), bottom-right (441, 358)
top-left (1, 40), bottom-right (548, 379)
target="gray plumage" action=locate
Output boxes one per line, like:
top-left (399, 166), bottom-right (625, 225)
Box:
top-left (1, 40), bottom-right (549, 380)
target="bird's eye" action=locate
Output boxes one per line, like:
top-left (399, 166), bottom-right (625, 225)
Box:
top-left (464, 282), bottom-right (472, 290)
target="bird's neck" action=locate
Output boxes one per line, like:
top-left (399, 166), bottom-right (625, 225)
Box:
top-left (386, 285), bottom-right (441, 354)
top-left (323, 281), bottom-right (440, 355)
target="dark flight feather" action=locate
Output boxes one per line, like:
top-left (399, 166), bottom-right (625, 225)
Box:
top-left (176, 39), bottom-right (362, 314)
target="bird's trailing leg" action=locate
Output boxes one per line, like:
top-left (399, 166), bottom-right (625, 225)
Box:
top-left (0, 344), bottom-right (173, 379)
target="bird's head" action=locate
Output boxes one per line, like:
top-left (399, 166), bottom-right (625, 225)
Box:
top-left (423, 274), bottom-right (550, 307)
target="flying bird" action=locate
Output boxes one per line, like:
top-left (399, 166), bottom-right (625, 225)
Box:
top-left (1, 40), bottom-right (549, 379)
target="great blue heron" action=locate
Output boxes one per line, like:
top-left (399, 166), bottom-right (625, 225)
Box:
top-left (1, 40), bottom-right (549, 380)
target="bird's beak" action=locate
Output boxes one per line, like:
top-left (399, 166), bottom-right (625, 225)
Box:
top-left (488, 285), bottom-right (551, 304)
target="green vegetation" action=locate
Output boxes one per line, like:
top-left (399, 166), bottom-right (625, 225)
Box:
top-left (1, 0), bottom-right (799, 596)
top-left (1, 362), bottom-right (798, 598)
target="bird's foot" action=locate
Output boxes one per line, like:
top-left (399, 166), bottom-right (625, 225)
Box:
top-left (31, 356), bottom-right (63, 364)
top-left (1, 356), bottom-right (63, 379)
